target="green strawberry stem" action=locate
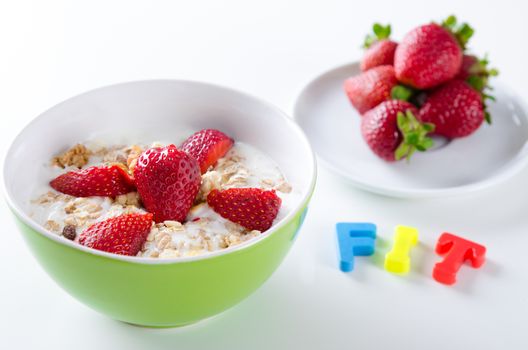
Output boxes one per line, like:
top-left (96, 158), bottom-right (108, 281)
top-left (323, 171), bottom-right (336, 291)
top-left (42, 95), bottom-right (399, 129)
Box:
top-left (391, 85), bottom-right (415, 101)
top-left (466, 54), bottom-right (499, 91)
top-left (441, 15), bottom-right (474, 50)
top-left (484, 111), bottom-right (492, 124)
top-left (395, 110), bottom-right (436, 161)
top-left (441, 15), bottom-right (498, 125)
top-left (392, 85), bottom-right (429, 109)
top-left (466, 53), bottom-right (499, 124)
top-left (363, 23), bottom-right (391, 48)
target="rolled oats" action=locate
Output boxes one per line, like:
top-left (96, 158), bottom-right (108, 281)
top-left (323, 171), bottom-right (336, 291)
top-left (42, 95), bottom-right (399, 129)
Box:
top-left (159, 249), bottom-right (179, 258)
top-left (148, 250), bottom-right (160, 258)
top-left (185, 250), bottom-right (206, 257)
top-left (225, 220), bottom-right (244, 233)
top-left (32, 141), bottom-right (290, 260)
top-left (225, 168), bottom-right (250, 187)
top-left (125, 145), bottom-right (144, 169)
top-left (146, 229), bottom-right (157, 242)
top-left (260, 178), bottom-right (275, 188)
top-left (32, 191), bottom-right (71, 205)
top-left (64, 216), bottom-right (78, 226)
top-left (164, 220), bottom-right (184, 229)
top-left (227, 234), bottom-right (241, 246)
top-left (156, 234), bottom-right (172, 250)
top-left (115, 192), bottom-right (140, 207)
top-left (276, 179), bottom-right (293, 193)
top-left (101, 145), bottom-right (128, 164)
top-left (52, 144), bottom-right (91, 169)
top-left (45, 220), bottom-right (60, 233)
top-left (198, 171), bottom-right (222, 201)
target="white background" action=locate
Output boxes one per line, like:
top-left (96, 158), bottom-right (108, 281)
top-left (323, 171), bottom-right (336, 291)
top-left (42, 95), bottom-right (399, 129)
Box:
top-left (1, 1), bottom-right (528, 349)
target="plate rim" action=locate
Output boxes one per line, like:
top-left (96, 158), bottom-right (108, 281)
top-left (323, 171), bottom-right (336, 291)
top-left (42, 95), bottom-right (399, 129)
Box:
top-left (292, 61), bottom-right (528, 198)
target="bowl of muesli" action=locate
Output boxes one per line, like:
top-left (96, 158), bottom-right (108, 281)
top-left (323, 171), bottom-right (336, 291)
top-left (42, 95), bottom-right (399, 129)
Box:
top-left (3, 80), bottom-right (316, 327)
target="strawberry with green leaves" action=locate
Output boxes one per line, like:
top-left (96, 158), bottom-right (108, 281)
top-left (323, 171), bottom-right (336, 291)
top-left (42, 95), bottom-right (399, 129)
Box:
top-left (361, 23), bottom-right (398, 72)
top-left (361, 100), bottom-right (435, 161)
top-left (458, 54), bottom-right (499, 85)
top-left (457, 54), bottom-right (480, 80)
top-left (456, 54), bottom-right (499, 123)
top-left (441, 15), bottom-right (475, 51)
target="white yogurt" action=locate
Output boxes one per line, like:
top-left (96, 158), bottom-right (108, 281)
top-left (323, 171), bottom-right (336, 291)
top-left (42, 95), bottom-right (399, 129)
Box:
top-left (29, 140), bottom-right (300, 258)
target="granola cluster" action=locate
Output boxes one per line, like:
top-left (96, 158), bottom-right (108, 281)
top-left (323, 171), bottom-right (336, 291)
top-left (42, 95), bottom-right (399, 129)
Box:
top-left (91, 144), bottom-right (145, 169)
top-left (52, 144), bottom-right (91, 169)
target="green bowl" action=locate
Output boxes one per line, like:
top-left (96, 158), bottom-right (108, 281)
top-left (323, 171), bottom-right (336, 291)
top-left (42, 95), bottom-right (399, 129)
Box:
top-left (3, 80), bottom-right (316, 327)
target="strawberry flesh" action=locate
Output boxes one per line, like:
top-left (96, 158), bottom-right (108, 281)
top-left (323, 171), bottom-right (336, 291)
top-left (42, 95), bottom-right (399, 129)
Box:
top-left (207, 188), bottom-right (282, 232)
top-left (50, 165), bottom-right (135, 197)
top-left (180, 129), bottom-right (234, 173)
top-left (134, 145), bottom-right (201, 223)
top-left (79, 213), bottom-right (153, 256)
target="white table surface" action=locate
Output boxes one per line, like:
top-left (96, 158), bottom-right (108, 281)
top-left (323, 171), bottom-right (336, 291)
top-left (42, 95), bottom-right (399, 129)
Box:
top-left (1, 1), bottom-right (527, 349)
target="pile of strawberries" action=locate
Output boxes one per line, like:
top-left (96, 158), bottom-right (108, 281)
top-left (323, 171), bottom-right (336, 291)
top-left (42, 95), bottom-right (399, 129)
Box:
top-left (49, 129), bottom-right (282, 256)
top-left (344, 16), bottom-right (498, 161)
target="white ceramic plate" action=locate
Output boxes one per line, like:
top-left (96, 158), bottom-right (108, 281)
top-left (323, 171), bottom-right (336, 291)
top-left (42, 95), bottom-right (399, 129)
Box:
top-left (294, 62), bottom-right (528, 198)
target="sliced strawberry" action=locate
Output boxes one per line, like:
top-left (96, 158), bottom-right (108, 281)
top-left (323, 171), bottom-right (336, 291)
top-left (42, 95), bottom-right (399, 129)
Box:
top-left (180, 129), bottom-right (234, 173)
top-left (78, 213), bottom-right (153, 256)
top-left (134, 145), bottom-right (201, 223)
top-left (50, 165), bottom-right (135, 197)
top-left (207, 188), bottom-right (282, 232)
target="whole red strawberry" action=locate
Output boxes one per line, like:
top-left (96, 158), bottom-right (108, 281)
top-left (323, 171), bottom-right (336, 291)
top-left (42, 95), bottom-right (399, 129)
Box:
top-left (456, 54), bottom-right (498, 89)
top-left (419, 80), bottom-right (484, 138)
top-left (361, 41), bottom-right (398, 72)
top-left (394, 24), bottom-right (462, 89)
top-left (361, 100), bottom-right (435, 161)
top-left (361, 23), bottom-right (398, 72)
top-left (455, 54), bottom-right (498, 124)
top-left (344, 65), bottom-right (398, 114)
top-left (79, 213), bottom-right (153, 256)
top-left (207, 188), bottom-right (281, 232)
top-left (134, 145), bottom-right (201, 223)
top-left (456, 54), bottom-right (479, 80)
top-left (50, 165), bottom-right (135, 197)
top-left (180, 129), bottom-right (234, 173)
